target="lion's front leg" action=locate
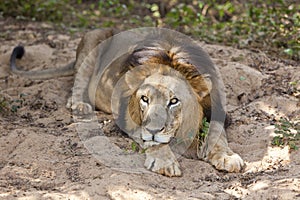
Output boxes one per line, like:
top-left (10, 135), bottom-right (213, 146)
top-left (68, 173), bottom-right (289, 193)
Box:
top-left (208, 142), bottom-right (244, 173)
top-left (67, 28), bottom-right (115, 115)
top-left (144, 144), bottom-right (182, 177)
top-left (201, 122), bottom-right (244, 172)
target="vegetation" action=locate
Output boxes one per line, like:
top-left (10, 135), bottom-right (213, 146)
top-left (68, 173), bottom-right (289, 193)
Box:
top-left (0, 96), bottom-right (9, 114)
top-left (272, 118), bottom-right (300, 150)
top-left (0, 93), bottom-right (26, 115)
top-left (198, 117), bottom-right (210, 147)
top-left (200, 117), bottom-right (210, 140)
top-left (0, 0), bottom-right (299, 61)
top-left (131, 141), bottom-right (139, 152)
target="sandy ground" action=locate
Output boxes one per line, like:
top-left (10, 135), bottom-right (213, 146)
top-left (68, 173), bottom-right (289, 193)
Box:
top-left (0, 20), bottom-right (299, 200)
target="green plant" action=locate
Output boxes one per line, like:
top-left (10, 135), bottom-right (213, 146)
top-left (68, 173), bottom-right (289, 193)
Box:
top-left (0, 96), bottom-right (9, 114)
top-left (0, 0), bottom-right (73, 22)
top-left (272, 118), bottom-right (300, 150)
top-left (0, 93), bottom-right (27, 114)
top-left (165, 3), bottom-right (199, 29)
top-left (98, 0), bottom-right (131, 17)
top-left (1, 1), bottom-right (299, 60)
top-left (130, 141), bottom-right (147, 154)
top-left (199, 117), bottom-right (210, 143)
top-left (131, 141), bottom-right (138, 152)
top-left (10, 93), bottom-right (26, 113)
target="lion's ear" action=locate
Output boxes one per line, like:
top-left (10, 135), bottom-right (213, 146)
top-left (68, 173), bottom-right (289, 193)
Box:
top-left (125, 66), bottom-right (152, 91)
top-left (203, 74), bottom-right (212, 92)
top-left (125, 70), bottom-right (144, 90)
top-left (199, 74), bottom-right (212, 98)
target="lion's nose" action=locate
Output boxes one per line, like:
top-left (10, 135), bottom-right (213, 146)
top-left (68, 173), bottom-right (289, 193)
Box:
top-left (146, 127), bottom-right (165, 135)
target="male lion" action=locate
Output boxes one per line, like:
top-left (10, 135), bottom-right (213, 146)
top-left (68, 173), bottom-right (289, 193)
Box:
top-left (10, 28), bottom-right (244, 177)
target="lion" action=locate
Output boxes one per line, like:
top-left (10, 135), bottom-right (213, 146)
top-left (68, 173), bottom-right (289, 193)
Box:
top-left (10, 28), bottom-right (244, 177)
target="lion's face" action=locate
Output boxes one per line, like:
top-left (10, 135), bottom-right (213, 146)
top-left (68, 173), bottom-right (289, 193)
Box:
top-left (136, 76), bottom-right (182, 145)
top-left (125, 65), bottom-right (204, 148)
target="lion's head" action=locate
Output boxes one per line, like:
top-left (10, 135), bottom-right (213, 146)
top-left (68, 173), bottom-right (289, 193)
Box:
top-left (113, 64), bottom-right (211, 151)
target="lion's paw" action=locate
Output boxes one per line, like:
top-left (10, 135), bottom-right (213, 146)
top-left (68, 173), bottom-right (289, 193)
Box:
top-left (144, 155), bottom-right (182, 177)
top-left (72, 102), bottom-right (93, 115)
top-left (210, 153), bottom-right (244, 173)
top-left (66, 98), bottom-right (93, 115)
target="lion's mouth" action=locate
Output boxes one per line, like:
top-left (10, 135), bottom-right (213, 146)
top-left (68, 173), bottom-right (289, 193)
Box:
top-left (142, 129), bottom-right (174, 144)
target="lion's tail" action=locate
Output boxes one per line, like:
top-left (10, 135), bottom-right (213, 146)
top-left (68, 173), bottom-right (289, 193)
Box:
top-left (10, 45), bottom-right (75, 80)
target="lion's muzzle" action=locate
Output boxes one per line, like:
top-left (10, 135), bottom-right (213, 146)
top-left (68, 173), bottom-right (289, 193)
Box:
top-left (142, 104), bottom-right (173, 144)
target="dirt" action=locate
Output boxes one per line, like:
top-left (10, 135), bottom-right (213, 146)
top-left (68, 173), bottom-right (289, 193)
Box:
top-left (0, 19), bottom-right (299, 200)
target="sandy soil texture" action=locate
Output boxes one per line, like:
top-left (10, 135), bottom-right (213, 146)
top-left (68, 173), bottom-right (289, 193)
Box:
top-left (0, 20), bottom-right (299, 199)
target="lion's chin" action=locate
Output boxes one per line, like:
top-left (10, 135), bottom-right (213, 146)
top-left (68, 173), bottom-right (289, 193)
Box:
top-left (143, 141), bottom-right (160, 148)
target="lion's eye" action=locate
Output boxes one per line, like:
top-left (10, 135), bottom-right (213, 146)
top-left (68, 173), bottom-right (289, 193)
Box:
top-left (168, 97), bottom-right (179, 106)
top-left (141, 95), bottom-right (149, 104)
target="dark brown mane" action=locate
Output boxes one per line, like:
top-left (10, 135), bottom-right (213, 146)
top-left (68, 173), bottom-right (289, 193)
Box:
top-left (124, 45), bottom-right (211, 103)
